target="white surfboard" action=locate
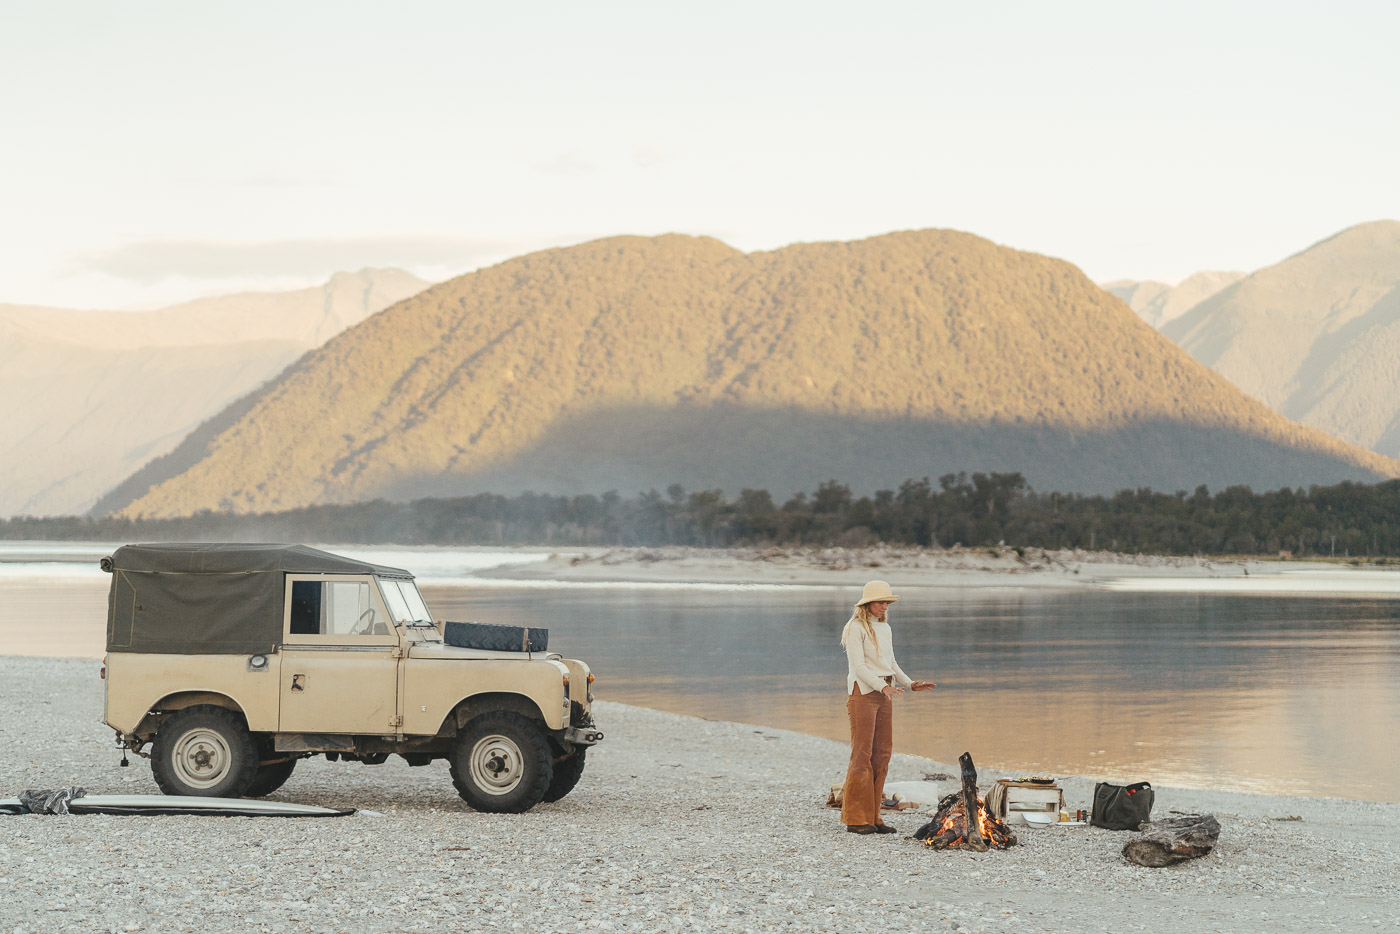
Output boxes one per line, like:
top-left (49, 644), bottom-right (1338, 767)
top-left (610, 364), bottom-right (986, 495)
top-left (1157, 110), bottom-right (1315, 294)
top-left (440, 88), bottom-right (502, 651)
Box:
top-left (1, 794), bottom-right (354, 817)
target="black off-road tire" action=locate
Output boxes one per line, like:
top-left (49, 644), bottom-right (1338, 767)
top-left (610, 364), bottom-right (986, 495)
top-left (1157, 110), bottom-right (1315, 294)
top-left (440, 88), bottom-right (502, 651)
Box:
top-left (246, 758), bottom-right (297, 797)
top-left (542, 748), bottom-right (587, 803)
top-left (449, 712), bottom-right (553, 813)
top-left (150, 705), bottom-right (259, 798)
top-left (244, 736), bottom-right (297, 797)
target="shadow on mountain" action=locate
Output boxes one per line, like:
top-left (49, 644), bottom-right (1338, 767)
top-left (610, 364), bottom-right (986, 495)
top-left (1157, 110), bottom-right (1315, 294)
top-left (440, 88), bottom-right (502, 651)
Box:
top-left (376, 404), bottom-right (1389, 500)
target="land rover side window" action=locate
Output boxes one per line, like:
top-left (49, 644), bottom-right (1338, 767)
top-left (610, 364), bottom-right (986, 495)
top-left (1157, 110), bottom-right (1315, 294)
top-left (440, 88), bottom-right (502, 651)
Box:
top-left (289, 580), bottom-right (376, 635)
top-left (380, 579), bottom-right (433, 626)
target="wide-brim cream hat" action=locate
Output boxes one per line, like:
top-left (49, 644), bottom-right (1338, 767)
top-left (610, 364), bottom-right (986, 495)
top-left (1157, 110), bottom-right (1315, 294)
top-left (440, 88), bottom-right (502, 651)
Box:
top-left (856, 580), bottom-right (900, 606)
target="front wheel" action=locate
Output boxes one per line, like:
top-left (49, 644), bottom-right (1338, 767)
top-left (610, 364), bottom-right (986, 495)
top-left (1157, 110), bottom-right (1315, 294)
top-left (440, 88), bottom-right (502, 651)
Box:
top-left (150, 705), bottom-right (258, 798)
top-left (449, 712), bottom-right (553, 813)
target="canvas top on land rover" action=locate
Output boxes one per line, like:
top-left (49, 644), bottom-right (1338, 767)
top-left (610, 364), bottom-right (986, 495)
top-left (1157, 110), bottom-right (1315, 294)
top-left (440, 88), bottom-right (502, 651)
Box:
top-left (101, 543), bottom-right (602, 813)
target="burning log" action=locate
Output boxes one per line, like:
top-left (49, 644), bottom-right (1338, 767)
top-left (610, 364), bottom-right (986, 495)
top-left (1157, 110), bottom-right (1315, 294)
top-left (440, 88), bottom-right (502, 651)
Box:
top-left (913, 752), bottom-right (1017, 851)
top-left (957, 751), bottom-right (988, 851)
top-left (1122, 814), bottom-right (1221, 867)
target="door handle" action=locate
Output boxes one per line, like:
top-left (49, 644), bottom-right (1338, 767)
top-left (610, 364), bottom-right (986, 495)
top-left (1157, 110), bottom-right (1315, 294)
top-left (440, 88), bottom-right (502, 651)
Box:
top-left (291, 674), bottom-right (306, 692)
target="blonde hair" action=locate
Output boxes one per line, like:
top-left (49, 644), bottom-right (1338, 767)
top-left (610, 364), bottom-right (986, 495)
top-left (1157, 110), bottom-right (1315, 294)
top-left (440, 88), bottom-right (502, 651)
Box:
top-left (840, 602), bottom-right (885, 650)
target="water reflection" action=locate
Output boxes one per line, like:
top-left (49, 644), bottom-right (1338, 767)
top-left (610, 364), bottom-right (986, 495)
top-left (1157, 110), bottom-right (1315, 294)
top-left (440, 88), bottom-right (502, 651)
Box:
top-left (432, 586), bottom-right (1400, 801)
top-left (2, 566), bottom-right (1396, 801)
top-left (0, 580), bottom-right (109, 658)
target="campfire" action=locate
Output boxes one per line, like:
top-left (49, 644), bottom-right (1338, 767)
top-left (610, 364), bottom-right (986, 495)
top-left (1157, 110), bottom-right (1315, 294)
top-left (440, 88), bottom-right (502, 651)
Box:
top-left (913, 753), bottom-right (1018, 851)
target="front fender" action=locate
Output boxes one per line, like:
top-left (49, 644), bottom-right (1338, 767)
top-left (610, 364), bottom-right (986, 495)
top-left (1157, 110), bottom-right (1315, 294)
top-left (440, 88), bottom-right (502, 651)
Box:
top-left (401, 658), bottom-right (569, 735)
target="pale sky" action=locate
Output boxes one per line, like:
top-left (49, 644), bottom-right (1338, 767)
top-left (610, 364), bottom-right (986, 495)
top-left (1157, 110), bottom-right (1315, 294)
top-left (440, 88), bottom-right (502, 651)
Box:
top-left (2, 0), bottom-right (1397, 309)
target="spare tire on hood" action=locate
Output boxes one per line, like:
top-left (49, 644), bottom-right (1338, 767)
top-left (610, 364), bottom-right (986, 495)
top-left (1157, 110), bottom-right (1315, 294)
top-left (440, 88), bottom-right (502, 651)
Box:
top-left (444, 621), bottom-right (549, 653)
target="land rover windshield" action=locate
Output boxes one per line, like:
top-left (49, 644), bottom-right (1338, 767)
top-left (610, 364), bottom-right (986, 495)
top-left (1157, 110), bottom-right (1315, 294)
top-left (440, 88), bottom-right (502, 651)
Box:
top-left (379, 578), bottom-right (435, 626)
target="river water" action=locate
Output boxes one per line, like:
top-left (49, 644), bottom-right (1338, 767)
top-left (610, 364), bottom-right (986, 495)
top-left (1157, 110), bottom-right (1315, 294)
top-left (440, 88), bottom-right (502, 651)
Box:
top-left (4, 542), bottom-right (1398, 801)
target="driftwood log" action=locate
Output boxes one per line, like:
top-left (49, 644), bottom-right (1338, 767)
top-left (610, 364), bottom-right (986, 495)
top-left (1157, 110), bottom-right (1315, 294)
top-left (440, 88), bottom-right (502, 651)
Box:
top-left (1123, 814), bottom-right (1221, 867)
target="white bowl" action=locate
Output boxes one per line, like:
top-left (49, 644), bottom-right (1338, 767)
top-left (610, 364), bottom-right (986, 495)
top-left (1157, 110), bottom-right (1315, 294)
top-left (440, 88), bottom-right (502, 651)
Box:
top-left (1021, 811), bottom-right (1057, 827)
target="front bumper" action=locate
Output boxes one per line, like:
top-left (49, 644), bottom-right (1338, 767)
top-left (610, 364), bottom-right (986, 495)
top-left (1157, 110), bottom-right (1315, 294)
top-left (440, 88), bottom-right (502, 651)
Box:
top-left (563, 725), bottom-right (604, 746)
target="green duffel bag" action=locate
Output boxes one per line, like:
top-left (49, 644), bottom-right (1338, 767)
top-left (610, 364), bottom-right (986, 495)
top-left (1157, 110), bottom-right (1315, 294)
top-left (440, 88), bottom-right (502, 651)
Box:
top-left (1089, 781), bottom-right (1154, 830)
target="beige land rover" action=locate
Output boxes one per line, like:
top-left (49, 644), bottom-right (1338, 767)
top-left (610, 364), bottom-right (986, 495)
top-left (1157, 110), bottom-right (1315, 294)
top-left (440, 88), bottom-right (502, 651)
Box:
top-left (100, 543), bottom-right (602, 813)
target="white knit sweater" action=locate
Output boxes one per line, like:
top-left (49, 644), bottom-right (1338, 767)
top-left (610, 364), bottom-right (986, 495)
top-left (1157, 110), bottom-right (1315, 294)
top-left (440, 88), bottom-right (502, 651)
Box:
top-left (842, 617), bottom-right (913, 695)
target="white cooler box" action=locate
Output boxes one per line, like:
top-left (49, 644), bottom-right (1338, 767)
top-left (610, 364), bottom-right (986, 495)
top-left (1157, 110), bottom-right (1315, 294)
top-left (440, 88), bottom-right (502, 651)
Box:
top-left (985, 780), bottom-right (1064, 826)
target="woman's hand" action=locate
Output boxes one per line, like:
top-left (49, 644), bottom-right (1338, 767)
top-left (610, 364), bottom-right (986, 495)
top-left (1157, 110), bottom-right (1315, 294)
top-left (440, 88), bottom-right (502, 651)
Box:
top-left (910, 680), bottom-right (936, 692)
top-left (881, 684), bottom-right (904, 698)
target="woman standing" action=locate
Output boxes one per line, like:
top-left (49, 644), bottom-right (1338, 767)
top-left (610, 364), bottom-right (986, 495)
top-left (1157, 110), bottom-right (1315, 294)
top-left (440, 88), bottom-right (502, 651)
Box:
top-left (840, 580), bottom-right (935, 835)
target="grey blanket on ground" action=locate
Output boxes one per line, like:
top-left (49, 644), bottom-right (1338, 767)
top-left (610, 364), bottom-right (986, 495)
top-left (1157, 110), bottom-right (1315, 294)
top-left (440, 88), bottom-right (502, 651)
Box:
top-left (17, 787), bottom-right (88, 814)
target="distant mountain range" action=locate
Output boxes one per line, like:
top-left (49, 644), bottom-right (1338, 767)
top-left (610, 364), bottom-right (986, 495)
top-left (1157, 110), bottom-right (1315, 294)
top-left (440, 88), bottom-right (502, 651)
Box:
top-left (1104, 271), bottom-right (1244, 329)
top-left (1, 269), bottom-right (426, 516)
top-left (98, 230), bottom-right (1398, 520)
top-left (1163, 221), bottom-right (1400, 459)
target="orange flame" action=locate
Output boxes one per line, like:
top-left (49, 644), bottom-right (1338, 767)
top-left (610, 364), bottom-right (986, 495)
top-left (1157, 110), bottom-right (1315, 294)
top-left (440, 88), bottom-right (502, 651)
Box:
top-left (922, 795), bottom-right (1016, 850)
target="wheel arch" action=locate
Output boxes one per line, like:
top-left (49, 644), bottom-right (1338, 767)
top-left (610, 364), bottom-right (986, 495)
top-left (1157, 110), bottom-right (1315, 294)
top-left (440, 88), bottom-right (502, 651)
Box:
top-left (132, 691), bottom-right (249, 741)
top-left (442, 692), bottom-right (551, 736)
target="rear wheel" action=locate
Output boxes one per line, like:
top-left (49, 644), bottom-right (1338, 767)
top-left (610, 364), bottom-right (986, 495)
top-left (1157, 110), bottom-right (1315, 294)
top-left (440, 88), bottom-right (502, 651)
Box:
top-left (543, 748), bottom-right (587, 803)
top-left (150, 706), bottom-right (258, 798)
top-left (449, 712), bottom-right (553, 813)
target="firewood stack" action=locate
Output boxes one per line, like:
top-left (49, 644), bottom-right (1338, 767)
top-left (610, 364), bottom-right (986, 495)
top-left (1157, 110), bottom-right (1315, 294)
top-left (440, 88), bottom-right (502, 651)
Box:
top-left (913, 752), bottom-right (1018, 851)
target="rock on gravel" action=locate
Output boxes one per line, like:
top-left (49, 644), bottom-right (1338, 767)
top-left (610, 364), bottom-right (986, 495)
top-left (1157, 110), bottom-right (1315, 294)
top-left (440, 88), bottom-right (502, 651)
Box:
top-left (1, 656), bottom-right (1397, 934)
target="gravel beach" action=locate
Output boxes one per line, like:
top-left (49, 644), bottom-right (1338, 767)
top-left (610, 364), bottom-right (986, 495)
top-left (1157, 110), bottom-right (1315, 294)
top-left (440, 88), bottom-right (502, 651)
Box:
top-left (2, 655), bottom-right (1397, 934)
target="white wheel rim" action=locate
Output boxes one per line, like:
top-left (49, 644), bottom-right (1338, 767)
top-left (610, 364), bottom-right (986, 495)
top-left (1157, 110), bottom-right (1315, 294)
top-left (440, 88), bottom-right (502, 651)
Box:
top-left (171, 727), bottom-right (233, 790)
top-left (468, 733), bottom-right (524, 795)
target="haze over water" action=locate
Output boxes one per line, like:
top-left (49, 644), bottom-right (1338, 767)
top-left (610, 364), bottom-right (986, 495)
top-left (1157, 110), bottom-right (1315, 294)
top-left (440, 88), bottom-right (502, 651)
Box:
top-left (4, 544), bottom-right (1397, 802)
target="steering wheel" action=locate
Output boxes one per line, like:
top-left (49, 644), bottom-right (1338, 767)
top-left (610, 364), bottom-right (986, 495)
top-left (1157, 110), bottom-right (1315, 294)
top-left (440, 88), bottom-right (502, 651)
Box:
top-left (352, 607), bottom-right (377, 635)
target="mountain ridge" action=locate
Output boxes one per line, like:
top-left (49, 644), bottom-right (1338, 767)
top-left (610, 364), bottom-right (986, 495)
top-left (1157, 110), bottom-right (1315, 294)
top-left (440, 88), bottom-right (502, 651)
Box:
top-left (1163, 220), bottom-right (1400, 456)
top-left (0, 267), bottom-right (426, 350)
top-left (1103, 270), bottom-right (1244, 329)
top-left (1, 268), bottom-right (428, 516)
top-left (109, 230), bottom-right (1399, 518)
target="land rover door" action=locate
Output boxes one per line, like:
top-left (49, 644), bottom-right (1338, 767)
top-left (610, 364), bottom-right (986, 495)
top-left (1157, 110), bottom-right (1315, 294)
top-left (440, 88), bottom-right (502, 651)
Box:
top-left (278, 575), bottom-right (401, 734)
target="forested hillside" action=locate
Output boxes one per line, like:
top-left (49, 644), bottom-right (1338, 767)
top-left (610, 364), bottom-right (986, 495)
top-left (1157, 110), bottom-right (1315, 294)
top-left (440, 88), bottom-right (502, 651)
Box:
top-left (107, 231), bottom-right (1399, 518)
top-left (1165, 221), bottom-right (1400, 457)
top-left (13, 475), bottom-right (1400, 559)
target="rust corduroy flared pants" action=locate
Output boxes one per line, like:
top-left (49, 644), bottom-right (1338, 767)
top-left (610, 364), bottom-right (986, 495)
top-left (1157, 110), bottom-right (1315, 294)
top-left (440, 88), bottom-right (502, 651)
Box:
top-left (840, 685), bottom-right (893, 827)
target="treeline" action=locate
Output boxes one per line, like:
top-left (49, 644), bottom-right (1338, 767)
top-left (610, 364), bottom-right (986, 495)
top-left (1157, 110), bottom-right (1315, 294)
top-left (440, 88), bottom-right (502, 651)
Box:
top-left (5, 474), bottom-right (1400, 558)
